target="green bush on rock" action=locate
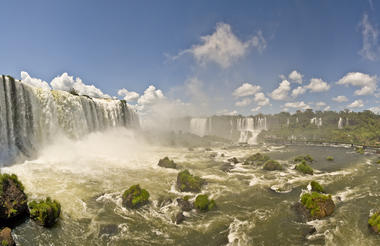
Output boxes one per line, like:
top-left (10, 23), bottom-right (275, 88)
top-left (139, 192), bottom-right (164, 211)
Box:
top-left (194, 194), bottom-right (216, 212)
top-left (369, 212), bottom-right (380, 233)
top-left (295, 161), bottom-right (314, 175)
top-left (158, 157), bottom-right (177, 169)
top-left (300, 192), bottom-right (335, 219)
top-left (29, 197), bottom-right (61, 227)
top-left (244, 153), bottom-right (270, 165)
top-left (310, 181), bottom-right (324, 193)
top-left (122, 185), bottom-right (150, 209)
top-left (176, 170), bottom-right (204, 193)
top-left (294, 154), bottom-right (314, 163)
top-left (263, 160), bottom-right (283, 171)
top-left (326, 156), bottom-right (334, 161)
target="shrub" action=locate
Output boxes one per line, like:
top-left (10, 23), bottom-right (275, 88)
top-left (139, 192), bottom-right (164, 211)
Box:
top-left (294, 154), bottom-right (314, 163)
top-left (158, 157), bottom-right (177, 169)
top-left (295, 161), bottom-right (313, 175)
top-left (310, 181), bottom-right (324, 193)
top-left (244, 153), bottom-right (270, 165)
top-left (122, 184), bottom-right (150, 209)
top-left (300, 192), bottom-right (334, 218)
top-left (177, 170), bottom-right (204, 192)
top-left (29, 197), bottom-right (61, 227)
top-left (0, 173), bottom-right (24, 196)
top-left (194, 194), bottom-right (216, 212)
top-left (369, 212), bottom-right (380, 233)
top-left (326, 156), bottom-right (334, 161)
top-left (263, 160), bottom-right (283, 171)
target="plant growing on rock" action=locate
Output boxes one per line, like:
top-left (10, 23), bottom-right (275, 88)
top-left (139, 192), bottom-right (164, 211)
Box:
top-left (244, 153), bottom-right (270, 165)
top-left (369, 212), bottom-right (380, 233)
top-left (300, 192), bottom-right (335, 219)
top-left (326, 156), bottom-right (334, 161)
top-left (194, 194), bottom-right (216, 212)
top-left (122, 184), bottom-right (150, 209)
top-left (295, 161), bottom-right (314, 175)
top-left (176, 170), bottom-right (204, 193)
top-left (294, 154), bottom-right (314, 163)
top-left (310, 181), bottom-right (324, 193)
top-left (263, 160), bottom-right (283, 171)
top-left (29, 197), bottom-right (61, 227)
top-left (158, 157), bottom-right (177, 169)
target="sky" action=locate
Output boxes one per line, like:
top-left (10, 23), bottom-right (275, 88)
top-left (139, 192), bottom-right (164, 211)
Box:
top-left (1, 0), bottom-right (380, 116)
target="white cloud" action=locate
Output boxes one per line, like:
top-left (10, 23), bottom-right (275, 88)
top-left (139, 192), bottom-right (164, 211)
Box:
top-left (235, 98), bottom-right (252, 107)
top-left (174, 23), bottom-right (266, 68)
top-left (288, 70), bottom-right (303, 84)
top-left (137, 85), bottom-right (165, 106)
top-left (20, 71), bottom-right (51, 90)
top-left (369, 106), bottom-right (380, 114)
top-left (270, 80), bottom-right (290, 100)
top-left (359, 13), bottom-right (380, 61)
top-left (251, 106), bottom-right (261, 112)
top-left (291, 86), bottom-right (307, 97)
top-left (216, 109), bottom-right (238, 116)
top-left (50, 72), bottom-right (110, 98)
top-left (233, 83), bottom-right (261, 97)
top-left (117, 88), bottom-right (139, 102)
top-left (337, 72), bottom-right (378, 95)
top-left (284, 101), bottom-right (310, 110)
top-left (254, 92), bottom-right (270, 106)
top-left (316, 101), bottom-right (327, 107)
top-left (347, 99), bottom-right (364, 108)
top-left (332, 95), bottom-right (348, 102)
top-left (324, 106), bottom-right (331, 111)
top-left (305, 78), bottom-right (330, 92)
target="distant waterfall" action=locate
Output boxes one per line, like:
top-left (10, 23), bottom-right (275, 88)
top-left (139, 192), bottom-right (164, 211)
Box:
top-left (0, 75), bottom-right (139, 163)
top-left (190, 118), bottom-right (208, 137)
top-left (237, 117), bottom-right (267, 144)
top-left (311, 117), bottom-right (322, 127)
top-left (338, 117), bottom-right (343, 129)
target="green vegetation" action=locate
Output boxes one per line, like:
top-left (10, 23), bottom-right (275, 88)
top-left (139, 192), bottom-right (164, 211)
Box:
top-left (356, 147), bottom-right (365, 154)
top-left (326, 156), bottom-right (334, 161)
top-left (300, 192), bottom-right (334, 219)
top-left (310, 181), bottom-right (324, 193)
top-left (369, 212), bottom-right (380, 233)
top-left (122, 184), bottom-right (150, 209)
top-left (2, 240), bottom-right (8, 246)
top-left (262, 160), bottom-right (283, 171)
top-left (194, 194), bottom-right (216, 212)
top-left (295, 161), bottom-right (314, 175)
top-left (244, 153), bottom-right (270, 165)
top-left (158, 157), bottom-right (177, 169)
top-left (69, 88), bottom-right (79, 96)
top-left (294, 154), bottom-right (314, 163)
top-left (177, 170), bottom-right (204, 192)
top-left (29, 197), bottom-right (61, 227)
top-left (0, 173), bottom-right (25, 195)
top-left (376, 159), bottom-right (380, 165)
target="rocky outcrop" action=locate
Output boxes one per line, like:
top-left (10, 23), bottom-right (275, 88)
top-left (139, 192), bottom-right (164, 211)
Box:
top-left (194, 194), bottom-right (216, 212)
top-left (122, 185), bottom-right (150, 209)
top-left (368, 212), bottom-right (380, 234)
top-left (227, 157), bottom-right (239, 164)
top-left (176, 197), bottom-right (192, 211)
top-left (176, 170), bottom-right (205, 193)
top-left (158, 157), bottom-right (177, 169)
top-left (174, 212), bottom-right (185, 224)
top-left (29, 197), bottom-right (61, 227)
top-left (295, 161), bottom-right (314, 175)
top-left (299, 192), bottom-right (335, 220)
top-left (0, 227), bottom-right (15, 246)
top-left (262, 160), bottom-right (283, 171)
top-left (243, 153), bottom-right (270, 165)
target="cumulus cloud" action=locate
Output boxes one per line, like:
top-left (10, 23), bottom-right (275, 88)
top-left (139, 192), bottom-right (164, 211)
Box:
top-left (254, 92), bottom-right (270, 106)
top-left (173, 23), bottom-right (266, 68)
top-left (251, 106), bottom-right (262, 112)
top-left (305, 78), bottom-right (330, 92)
top-left (337, 72), bottom-right (378, 95)
top-left (359, 13), bottom-right (380, 61)
top-left (347, 99), bottom-right (364, 108)
top-left (216, 109), bottom-right (238, 116)
top-left (288, 70), bottom-right (303, 84)
top-left (20, 71), bottom-right (51, 90)
top-left (315, 101), bottom-right (327, 107)
top-left (235, 98), bottom-right (252, 107)
top-left (233, 83), bottom-right (261, 97)
top-left (270, 80), bottom-right (290, 100)
top-left (117, 88), bottom-right (139, 102)
top-left (50, 72), bottom-right (110, 98)
top-left (332, 95), bottom-right (348, 102)
top-left (284, 101), bottom-right (310, 110)
top-left (137, 85), bottom-right (165, 106)
top-left (369, 106), bottom-right (380, 114)
top-left (324, 106), bottom-right (331, 111)
top-left (291, 86), bottom-right (307, 97)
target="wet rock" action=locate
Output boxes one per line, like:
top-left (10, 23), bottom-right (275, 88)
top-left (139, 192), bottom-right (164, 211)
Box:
top-left (194, 194), bottom-right (216, 212)
top-left (220, 163), bottom-right (234, 172)
top-left (299, 192), bottom-right (335, 220)
top-left (295, 161), bottom-right (314, 175)
top-left (158, 157), bottom-right (177, 169)
top-left (227, 157), bottom-right (239, 164)
top-left (0, 174), bottom-right (28, 226)
top-left (29, 197), bottom-right (61, 227)
top-left (174, 212), bottom-right (185, 224)
top-left (157, 196), bottom-right (172, 208)
top-left (0, 227), bottom-right (15, 246)
top-left (262, 160), bottom-right (283, 171)
top-left (292, 202), bottom-right (310, 222)
top-left (176, 170), bottom-right (205, 193)
top-left (243, 153), bottom-right (270, 165)
top-left (122, 184), bottom-right (150, 209)
top-left (209, 152), bottom-right (217, 158)
top-left (99, 224), bottom-right (119, 236)
top-left (368, 211), bottom-right (380, 234)
top-left (221, 153), bottom-right (225, 157)
top-left (176, 197), bottom-right (192, 211)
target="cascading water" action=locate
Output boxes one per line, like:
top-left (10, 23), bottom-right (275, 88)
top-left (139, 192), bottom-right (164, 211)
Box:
top-left (236, 117), bottom-right (267, 144)
top-left (310, 117), bottom-right (322, 127)
top-left (0, 75), bottom-right (139, 163)
top-left (190, 118), bottom-right (208, 137)
top-left (338, 117), bottom-right (343, 129)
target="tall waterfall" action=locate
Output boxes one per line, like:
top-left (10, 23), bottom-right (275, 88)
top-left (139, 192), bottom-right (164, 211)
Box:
top-left (190, 118), bottom-right (208, 137)
top-left (311, 117), bottom-right (322, 127)
top-left (338, 117), bottom-right (343, 129)
top-left (236, 117), bottom-right (267, 144)
top-left (0, 75), bottom-right (139, 163)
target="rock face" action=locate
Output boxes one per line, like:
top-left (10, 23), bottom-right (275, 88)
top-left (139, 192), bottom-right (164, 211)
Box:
top-left (29, 197), bottom-right (61, 227)
top-left (262, 160), bottom-right (283, 171)
top-left (227, 157), bottom-right (239, 164)
top-left (122, 185), bottom-right (150, 209)
top-left (0, 227), bottom-right (15, 246)
top-left (243, 153), bottom-right (270, 165)
top-left (194, 194), bottom-right (216, 212)
top-left (368, 212), bottom-right (380, 234)
top-left (176, 170), bottom-right (204, 193)
top-left (158, 157), bottom-right (177, 169)
top-left (174, 212), bottom-right (185, 224)
top-left (0, 174), bottom-right (28, 225)
top-left (177, 197), bottom-right (192, 211)
top-left (299, 192), bottom-right (335, 220)
top-left (220, 163), bottom-right (234, 172)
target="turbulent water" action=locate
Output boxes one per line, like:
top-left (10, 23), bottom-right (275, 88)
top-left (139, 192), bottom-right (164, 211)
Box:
top-left (0, 75), bottom-right (139, 163)
top-left (2, 128), bottom-right (380, 245)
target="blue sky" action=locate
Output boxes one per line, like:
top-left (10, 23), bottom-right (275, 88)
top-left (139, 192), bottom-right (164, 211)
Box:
top-left (1, 0), bottom-right (379, 116)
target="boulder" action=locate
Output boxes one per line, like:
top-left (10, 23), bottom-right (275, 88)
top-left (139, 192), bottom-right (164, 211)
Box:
top-left (176, 170), bottom-right (205, 193)
top-left (262, 160), bottom-right (283, 171)
top-left (174, 212), bottom-right (185, 224)
top-left (122, 185), bottom-right (150, 209)
top-left (243, 153), bottom-right (270, 165)
top-left (220, 163), bottom-right (234, 173)
top-left (0, 174), bottom-right (28, 226)
top-left (194, 194), bottom-right (216, 212)
top-left (158, 157), bottom-right (177, 169)
top-left (0, 227), bottom-right (15, 246)
top-left (29, 197), bottom-right (61, 227)
top-left (295, 161), bottom-right (314, 175)
top-left (176, 197), bottom-right (192, 211)
top-left (299, 192), bottom-right (335, 220)
top-left (310, 181), bottom-right (324, 193)
top-left (227, 157), bottom-right (239, 164)
top-left (99, 224), bottom-right (119, 236)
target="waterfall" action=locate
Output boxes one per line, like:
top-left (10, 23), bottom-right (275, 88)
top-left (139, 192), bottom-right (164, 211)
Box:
top-left (237, 116), bottom-right (267, 144)
top-left (338, 117), bottom-right (343, 129)
top-left (311, 117), bottom-right (322, 127)
top-left (0, 75), bottom-right (139, 163)
top-left (190, 118), bottom-right (208, 137)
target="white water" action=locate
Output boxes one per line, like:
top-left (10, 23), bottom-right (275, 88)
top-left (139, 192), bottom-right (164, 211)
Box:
top-left (237, 117), bottom-right (267, 144)
top-left (311, 117), bottom-right (322, 127)
top-left (190, 118), bottom-right (208, 137)
top-left (338, 117), bottom-right (343, 129)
